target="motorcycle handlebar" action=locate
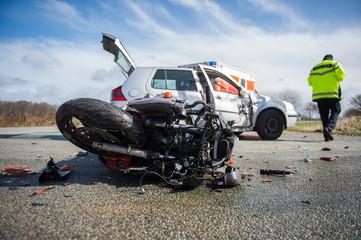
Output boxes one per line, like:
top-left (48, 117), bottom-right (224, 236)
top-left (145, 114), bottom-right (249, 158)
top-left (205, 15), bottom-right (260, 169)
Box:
top-left (185, 101), bottom-right (214, 115)
top-left (184, 100), bottom-right (206, 109)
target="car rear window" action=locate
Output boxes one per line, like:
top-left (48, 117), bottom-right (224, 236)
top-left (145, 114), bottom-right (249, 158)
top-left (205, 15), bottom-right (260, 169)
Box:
top-left (151, 69), bottom-right (196, 91)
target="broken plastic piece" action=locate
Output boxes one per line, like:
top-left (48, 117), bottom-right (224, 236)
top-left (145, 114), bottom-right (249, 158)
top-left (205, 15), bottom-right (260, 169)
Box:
top-left (224, 166), bottom-right (242, 187)
top-left (30, 186), bottom-right (55, 197)
top-left (38, 157), bottom-right (73, 183)
top-left (2, 164), bottom-right (32, 177)
top-left (303, 153), bottom-right (311, 162)
top-left (260, 169), bottom-right (294, 175)
top-left (77, 151), bottom-right (88, 156)
top-left (261, 178), bottom-right (272, 183)
top-left (321, 147), bottom-right (331, 151)
top-left (320, 155), bottom-right (336, 161)
top-left (31, 202), bottom-right (45, 207)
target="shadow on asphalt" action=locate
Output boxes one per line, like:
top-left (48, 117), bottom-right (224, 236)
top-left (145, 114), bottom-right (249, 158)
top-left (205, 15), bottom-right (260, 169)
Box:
top-left (237, 133), bottom-right (316, 143)
top-left (0, 133), bottom-right (65, 141)
top-left (0, 154), bottom-right (165, 190)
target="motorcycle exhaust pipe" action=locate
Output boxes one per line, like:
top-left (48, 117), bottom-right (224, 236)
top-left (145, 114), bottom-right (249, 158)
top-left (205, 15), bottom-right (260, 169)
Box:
top-left (92, 142), bottom-right (175, 160)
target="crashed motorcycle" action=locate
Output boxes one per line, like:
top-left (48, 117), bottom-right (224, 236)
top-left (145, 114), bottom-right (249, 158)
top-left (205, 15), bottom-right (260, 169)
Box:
top-left (56, 96), bottom-right (241, 192)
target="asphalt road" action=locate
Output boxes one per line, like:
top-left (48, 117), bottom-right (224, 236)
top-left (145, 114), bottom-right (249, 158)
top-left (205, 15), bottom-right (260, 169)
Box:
top-left (0, 127), bottom-right (360, 239)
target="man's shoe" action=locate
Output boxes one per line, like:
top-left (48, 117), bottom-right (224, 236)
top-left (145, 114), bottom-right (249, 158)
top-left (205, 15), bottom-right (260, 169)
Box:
top-left (323, 128), bottom-right (334, 141)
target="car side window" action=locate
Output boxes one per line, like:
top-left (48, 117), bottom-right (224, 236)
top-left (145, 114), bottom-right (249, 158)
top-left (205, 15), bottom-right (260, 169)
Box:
top-left (207, 72), bottom-right (238, 95)
top-left (151, 69), bottom-right (166, 89)
top-left (151, 69), bottom-right (197, 91)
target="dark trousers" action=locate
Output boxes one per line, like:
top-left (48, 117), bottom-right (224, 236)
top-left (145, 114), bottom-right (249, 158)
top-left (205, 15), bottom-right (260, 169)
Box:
top-left (316, 98), bottom-right (341, 131)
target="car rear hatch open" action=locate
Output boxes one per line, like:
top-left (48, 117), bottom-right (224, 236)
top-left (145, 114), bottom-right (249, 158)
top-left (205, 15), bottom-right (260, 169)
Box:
top-left (102, 33), bottom-right (135, 77)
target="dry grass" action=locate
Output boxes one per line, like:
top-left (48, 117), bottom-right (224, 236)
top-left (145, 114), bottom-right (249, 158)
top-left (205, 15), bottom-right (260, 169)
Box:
top-left (336, 117), bottom-right (361, 136)
top-left (0, 101), bottom-right (57, 127)
top-left (288, 117), bottom-right (361, 136)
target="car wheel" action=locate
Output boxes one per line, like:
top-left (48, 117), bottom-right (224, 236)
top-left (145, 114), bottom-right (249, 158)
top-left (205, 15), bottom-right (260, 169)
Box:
top-left (255, 109), bottom-right (284, 140)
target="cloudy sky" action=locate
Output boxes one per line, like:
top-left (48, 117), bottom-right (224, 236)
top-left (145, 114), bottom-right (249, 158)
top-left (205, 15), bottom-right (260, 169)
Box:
top-left (0, 0), bottom-right (360, 109)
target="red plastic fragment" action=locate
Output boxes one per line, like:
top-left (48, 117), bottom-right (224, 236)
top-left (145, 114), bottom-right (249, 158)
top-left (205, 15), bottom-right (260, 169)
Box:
top-left (2, 164), bottom-right (32, 177)
top-left (261, 178), bottom-right (272, 183)
top-left (30, 186), bottom-right (55, 196)
top-left (320, 155), bottom-right (336, 161)
top-left (58, 165), bottom-right (75, 172)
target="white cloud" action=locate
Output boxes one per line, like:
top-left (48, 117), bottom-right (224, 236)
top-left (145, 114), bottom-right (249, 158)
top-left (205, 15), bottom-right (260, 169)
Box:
top-left (247, 0), bottom-right (308, 29)
top-left (0, 39), bottom-right (125, 104)
top-left (40, 0), bottom-right (93, 32)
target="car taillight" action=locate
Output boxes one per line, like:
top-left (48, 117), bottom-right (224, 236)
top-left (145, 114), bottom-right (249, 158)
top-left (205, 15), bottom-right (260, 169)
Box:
top-left (111, 87), bottom-right (127, 101)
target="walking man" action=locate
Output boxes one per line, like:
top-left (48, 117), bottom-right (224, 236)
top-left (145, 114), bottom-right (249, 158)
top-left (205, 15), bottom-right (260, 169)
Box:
top-left (307, 54), bottom-right (346, 141)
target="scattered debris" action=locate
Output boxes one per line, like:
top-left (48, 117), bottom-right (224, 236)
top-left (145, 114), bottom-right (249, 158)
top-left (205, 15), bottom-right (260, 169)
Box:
top-left (260, 169), bottom-right (294, 175)
top-left (2, 164), bottom-right (32, 177)
top-left (212, 189), bottom-right (223, 193)
top-left (77, 151), bottom-right (88, 157)
top-left (30, 186), bottom-right (55, 197)
top-left (303, 153), bottom-right (311, 162)
top-left (31, 142), bottom-right (37, 145)
top-left (31, 202), bottom-right (45, 207)
top-left (320, 155), bottom-right (336, 161)
top-left (285, 165), bottom-right (296, 170)
top-left (301, 200), bottom-right (311, 205)
top-left (238, 155), bottom-right (243, 158)
top-left (8, 186), bottom-right (18, 190)
top-left (39, 157), bottom-right (74, 183)
top-left (62, 182), bottom-right (70, 186)
top-left (309, 178), bottom-right (313, 181)
top-left (220, 202), bottom-right (229, 208)
top-left (261, 178), bottom-right (272, 183)
top-left (64, 195), bottom-right (72, 198)
top-left (344, 146), bottom-right (349, 149)
top-left (71, 151), bottom-right (88, 157)
top-left (321, 147), bottom-right (331, 151)
top-left (239, 170), bottom-right (254, 177)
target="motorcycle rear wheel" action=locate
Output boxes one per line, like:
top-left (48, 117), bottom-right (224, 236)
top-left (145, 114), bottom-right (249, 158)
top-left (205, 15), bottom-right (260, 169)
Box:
top-left (56, 98), bottom-right (144, 154)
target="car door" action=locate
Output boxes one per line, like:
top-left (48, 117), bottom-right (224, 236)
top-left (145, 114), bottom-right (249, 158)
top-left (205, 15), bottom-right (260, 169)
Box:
top-left (199, 65), bottom-right (245, 127)
top-left (102, 33), bottom-right (135, 78)
top-left (146, 68), bottom-right (203, 104)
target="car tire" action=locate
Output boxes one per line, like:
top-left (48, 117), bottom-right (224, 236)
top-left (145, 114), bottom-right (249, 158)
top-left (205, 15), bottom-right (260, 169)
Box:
top-left (56, 98), bottom-right (144, 154)
top-left (255, 109), bottom-right (284, 140)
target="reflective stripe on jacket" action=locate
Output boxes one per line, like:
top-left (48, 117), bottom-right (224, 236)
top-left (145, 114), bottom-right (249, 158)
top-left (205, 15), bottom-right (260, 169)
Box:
top-left (307, 60), bottom-right (345, 101)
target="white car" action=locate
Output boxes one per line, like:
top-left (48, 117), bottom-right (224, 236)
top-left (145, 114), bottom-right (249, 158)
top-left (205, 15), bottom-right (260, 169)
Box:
top-left (102, 33), bottom-right (298, 140)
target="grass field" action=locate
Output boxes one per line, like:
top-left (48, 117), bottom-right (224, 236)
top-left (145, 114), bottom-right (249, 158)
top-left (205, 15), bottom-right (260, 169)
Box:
top-left (288, 117), bottom-right (361, 136)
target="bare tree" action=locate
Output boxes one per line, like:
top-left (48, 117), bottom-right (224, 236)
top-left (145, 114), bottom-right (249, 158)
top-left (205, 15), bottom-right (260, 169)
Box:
top-left (304, 102), bottom-right (318, 120)
top-left (344, 94), bottom-right (361, 117)
top-left (349, 94), bottom-right (361, 111)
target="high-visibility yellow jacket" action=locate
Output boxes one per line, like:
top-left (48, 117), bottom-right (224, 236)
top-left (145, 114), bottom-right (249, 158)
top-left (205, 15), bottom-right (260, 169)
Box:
top-left (307, 60), bottom-right (345, 101)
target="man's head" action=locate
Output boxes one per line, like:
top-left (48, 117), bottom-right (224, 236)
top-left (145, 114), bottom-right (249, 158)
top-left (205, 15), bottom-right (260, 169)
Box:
top-left (323, 54), bottom-right (333, 61)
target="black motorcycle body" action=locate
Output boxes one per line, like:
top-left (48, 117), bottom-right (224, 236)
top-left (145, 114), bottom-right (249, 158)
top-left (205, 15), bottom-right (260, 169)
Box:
top-left (56, 96), bottom-right (239, 189)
